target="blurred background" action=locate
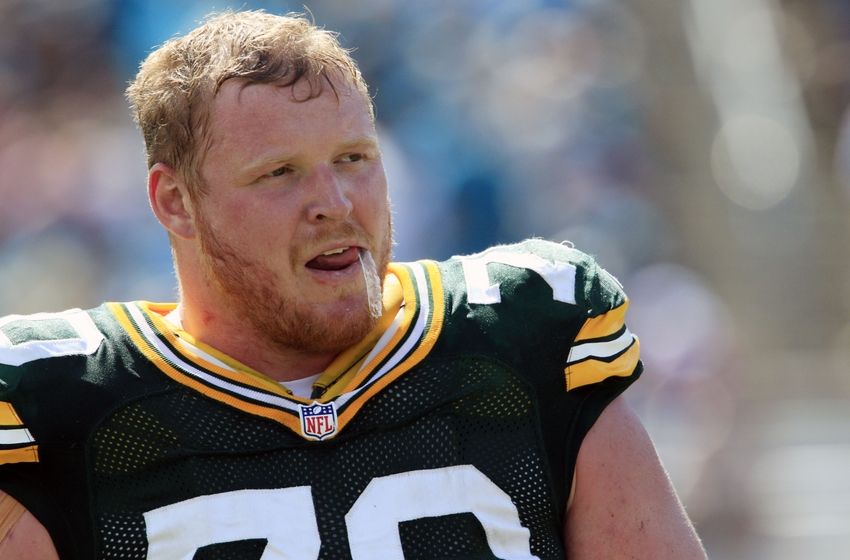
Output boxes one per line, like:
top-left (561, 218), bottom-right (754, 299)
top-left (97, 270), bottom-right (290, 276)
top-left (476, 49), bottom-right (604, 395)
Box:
top-left (1, 0), bottom-right (849, 557)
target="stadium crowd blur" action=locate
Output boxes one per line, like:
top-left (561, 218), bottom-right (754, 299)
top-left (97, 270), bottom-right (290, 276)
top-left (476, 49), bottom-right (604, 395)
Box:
top-left (2, 0), bottom-right (850, 558)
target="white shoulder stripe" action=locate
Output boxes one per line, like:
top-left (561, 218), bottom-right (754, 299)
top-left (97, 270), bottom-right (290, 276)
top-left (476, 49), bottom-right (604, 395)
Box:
top-left (0, 428), bottom-right (35, 446)
top-left (567, 328), bottom-right (636, 365)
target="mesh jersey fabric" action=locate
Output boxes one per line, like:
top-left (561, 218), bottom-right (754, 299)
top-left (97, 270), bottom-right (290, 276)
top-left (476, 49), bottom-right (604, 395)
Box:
top-left (0, 239), bottom-right (641, 559)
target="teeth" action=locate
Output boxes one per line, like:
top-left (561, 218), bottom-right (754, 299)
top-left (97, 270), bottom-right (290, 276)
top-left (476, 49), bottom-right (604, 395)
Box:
top-left (321, 247), bottom-right (349, 256)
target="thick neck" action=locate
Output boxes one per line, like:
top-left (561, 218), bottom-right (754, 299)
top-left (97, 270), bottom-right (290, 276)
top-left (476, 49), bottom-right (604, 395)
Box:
top-left (172, 249), bottom-right (337, 382)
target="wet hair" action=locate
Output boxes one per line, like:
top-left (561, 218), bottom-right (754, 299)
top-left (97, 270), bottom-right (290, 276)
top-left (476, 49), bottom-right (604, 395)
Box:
top-left (126, 10), bottom-right (371, 196)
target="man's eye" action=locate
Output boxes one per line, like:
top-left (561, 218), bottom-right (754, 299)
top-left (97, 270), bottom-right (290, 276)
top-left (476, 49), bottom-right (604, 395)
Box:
top-left (339, 153), bottom-right (364, 163)
top-left (266, 166), bottom-right (290, 178)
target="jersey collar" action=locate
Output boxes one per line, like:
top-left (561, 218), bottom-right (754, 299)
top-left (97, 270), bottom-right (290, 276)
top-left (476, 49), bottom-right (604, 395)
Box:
top-left (109, 261), bottom-right (445, 438)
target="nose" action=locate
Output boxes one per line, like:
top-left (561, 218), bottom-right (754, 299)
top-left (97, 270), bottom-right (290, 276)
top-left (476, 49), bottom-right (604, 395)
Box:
top-left (305, 165), bottom-right (353, 223)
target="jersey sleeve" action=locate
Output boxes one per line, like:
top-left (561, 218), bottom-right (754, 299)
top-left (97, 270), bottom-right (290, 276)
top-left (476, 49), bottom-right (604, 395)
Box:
top-left (550, 242), bottom-right (643, 498)
top-left (447, 237), bottom-right (643, 399)
top-left (564, 252), bottom-right (641, 392)
top-left (0, 360), bottom-right (69, 556)
top-left (445, 238), bottom-right (645, 513)
top-left (0, 321), bottom-right (47, 470)
top-left (0, 308), bottom-right (103, 468)
top-left (0, 308), bottom-right (110, 558)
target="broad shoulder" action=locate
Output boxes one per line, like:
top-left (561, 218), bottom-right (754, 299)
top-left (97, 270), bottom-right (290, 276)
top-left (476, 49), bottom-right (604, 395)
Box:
top-left (0, 306), bottom-right (117, 393)
top-left (423, 240), bottom-right (640, 392)
top-left (0, 303), bottom-right (164, 453)
top-left (437, 239), bottom-right (628, 314)
top-left (0, 306), bottom-right (112, 368)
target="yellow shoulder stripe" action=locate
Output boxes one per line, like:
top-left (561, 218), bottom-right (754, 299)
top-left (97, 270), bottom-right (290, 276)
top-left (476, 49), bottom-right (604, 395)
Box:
top-left (564, 301), bottom-right (640, 391)
top-left (575, 299), bottom-right (629, 343)
top-left (0, 402), bottom-right (23, 426)
top-left (0, 402), bottom-right (38, 465)
top-left (0, 447), bottom-right (39, 465)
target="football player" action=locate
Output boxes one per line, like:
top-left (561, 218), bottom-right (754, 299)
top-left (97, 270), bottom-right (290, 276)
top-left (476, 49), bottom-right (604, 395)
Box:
top-left (0, 10), bottom-right (706, 559)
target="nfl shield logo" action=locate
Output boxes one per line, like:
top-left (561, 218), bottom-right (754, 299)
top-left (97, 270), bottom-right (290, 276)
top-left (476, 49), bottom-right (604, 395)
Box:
top-left (298, 402), bottom-right (338, 441)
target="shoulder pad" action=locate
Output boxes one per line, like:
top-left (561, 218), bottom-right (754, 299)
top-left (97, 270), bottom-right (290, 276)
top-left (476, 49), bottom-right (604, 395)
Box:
top-left (449, 239), bottom-right (640, 391)
top-left (0, 309), bottom-right (105, 370)
top-left (0, 307), bottom-right (113, 466)
top-left (451, 238), bottom-right (626, 314)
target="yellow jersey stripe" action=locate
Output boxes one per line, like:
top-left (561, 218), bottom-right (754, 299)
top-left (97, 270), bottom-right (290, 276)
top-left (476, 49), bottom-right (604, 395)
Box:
top-left (565, 299), bottom-right (639, 390)
top-left (111, 260), bottom-right (444, 439)
top-left (121, 303), bottom-right (299, 406)
top-left (136, 270), bottom-right (406, 404)
top-left (574, 300), bottom-right (630, 342)
top-left (0, 402), bottom-right (23, 427)
top-left (0, 446), bottom-right (38, 465)
top-left (565, 338), bottom-right (640, 391)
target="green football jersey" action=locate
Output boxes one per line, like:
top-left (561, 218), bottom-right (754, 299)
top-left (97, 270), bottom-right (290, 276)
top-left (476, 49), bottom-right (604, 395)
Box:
top-left (0, 239), bottom-right (641, 559)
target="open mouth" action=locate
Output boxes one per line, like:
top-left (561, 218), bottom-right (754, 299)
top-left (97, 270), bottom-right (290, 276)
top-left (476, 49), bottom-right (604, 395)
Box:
top-left (306, 247), bottom-right (362, 271)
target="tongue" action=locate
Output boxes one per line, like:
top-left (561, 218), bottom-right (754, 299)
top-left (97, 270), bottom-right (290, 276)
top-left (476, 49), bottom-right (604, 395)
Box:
top-left (307, 247), bottom-right (360, 271)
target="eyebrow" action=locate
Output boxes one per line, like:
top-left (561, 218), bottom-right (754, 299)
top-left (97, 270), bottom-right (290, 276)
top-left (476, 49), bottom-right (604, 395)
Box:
top-left (242, 135), bottom-right (380, 176)
top-left (335, 136), bottom-right (380, 152)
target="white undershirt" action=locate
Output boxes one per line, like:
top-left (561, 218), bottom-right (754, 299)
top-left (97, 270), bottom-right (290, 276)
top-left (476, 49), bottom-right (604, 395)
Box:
top-left (282, 373), bottom-right (322, 398)
top-left (164, 305), bottom-right (321, 399)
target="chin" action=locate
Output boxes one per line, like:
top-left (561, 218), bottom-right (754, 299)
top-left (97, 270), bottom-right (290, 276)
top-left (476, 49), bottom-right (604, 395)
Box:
top-left (266, 292), bottom-right (380, 355)
top-left (294, 308), bottom-right (377, 353)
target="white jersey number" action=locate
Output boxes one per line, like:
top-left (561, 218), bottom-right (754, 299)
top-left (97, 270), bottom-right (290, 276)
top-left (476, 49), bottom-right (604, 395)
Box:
top-left (0, 309), bottom-right (104, 367)
top-left (144, 465), bottom-right (539, 560)
top-left (144, 487), bottom-right (321, 560)
top-left (457, 248), bottom-right (577, 305)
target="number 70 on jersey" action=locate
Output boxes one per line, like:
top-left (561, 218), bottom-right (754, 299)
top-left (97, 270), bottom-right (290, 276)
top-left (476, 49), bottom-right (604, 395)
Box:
top-left (144, 465), bottom-right (540, 559)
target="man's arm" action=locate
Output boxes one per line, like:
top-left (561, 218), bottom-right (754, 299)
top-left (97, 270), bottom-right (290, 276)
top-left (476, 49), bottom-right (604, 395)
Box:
top-left (0, 491), bottom-right (58, 559)
top-left (565, 396), bottom-right (707, 559)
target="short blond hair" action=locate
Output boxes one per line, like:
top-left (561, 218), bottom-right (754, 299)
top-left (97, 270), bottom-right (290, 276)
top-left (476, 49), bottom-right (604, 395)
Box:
top-left (126, 10), bottom-right (370, 195)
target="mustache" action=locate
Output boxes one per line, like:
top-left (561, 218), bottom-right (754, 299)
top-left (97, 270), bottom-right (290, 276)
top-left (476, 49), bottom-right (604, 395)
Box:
top-left (300, 221), bottom-right (372, 249)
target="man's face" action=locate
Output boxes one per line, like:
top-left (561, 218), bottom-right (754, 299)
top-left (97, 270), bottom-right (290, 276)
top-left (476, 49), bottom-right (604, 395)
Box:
top-left (193, 78), bottom-right (392, 354)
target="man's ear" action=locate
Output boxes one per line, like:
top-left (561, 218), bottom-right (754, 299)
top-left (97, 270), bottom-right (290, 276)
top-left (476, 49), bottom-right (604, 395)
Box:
top-left (148, 163), bottom-right (197, 239)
